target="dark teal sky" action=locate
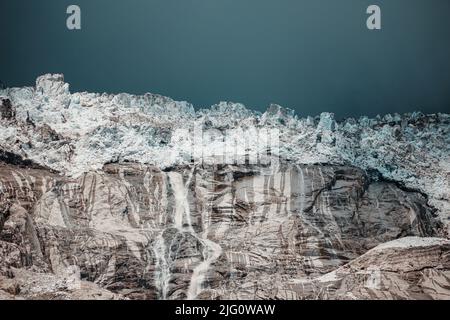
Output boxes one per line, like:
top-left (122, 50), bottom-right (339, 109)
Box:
top-left (1, 0), bottom-right (449, 118)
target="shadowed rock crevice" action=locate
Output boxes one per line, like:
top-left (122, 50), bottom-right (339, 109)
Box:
top-left (0, 149), bottom-right (55, 171)
top-left (0, 98), bottom-right (15, 120)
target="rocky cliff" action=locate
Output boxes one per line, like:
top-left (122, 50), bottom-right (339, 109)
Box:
top-left (0, 74), bottom-right (449, 300)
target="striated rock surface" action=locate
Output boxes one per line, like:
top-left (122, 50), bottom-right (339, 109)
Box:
top-left (0, 74), bottom-right (449, 300)
top-left (279, 237), bottom-right (450, 300)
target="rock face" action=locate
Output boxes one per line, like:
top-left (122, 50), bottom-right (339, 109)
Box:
top-left (0, 74), bottom-right (449, 300)
top-left (0, 159), bottom-right (447, 300)
top-left (280, 237), bottom-right (450, 300)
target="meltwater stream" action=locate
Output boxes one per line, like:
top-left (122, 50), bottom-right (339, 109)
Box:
top-left (153, 168), bottom-right (222, 299)
top-left (187, 236), bottom-right (222, 299)
top-left (153, 232), bottom-right (170, 300)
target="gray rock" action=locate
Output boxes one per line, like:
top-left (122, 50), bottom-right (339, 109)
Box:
top-left (0, 160), bottom-right (447, 299)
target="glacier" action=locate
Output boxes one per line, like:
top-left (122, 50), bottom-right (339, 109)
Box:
top-left (0, 74), bottom-right (449, 300)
